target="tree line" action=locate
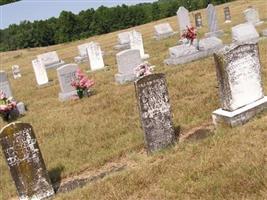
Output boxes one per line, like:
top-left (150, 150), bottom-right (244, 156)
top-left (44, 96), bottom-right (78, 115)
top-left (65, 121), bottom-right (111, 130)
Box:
top-left (0, 0), bottom-right (233, 52)
top-left (0, 0), bottom-right (20, 6)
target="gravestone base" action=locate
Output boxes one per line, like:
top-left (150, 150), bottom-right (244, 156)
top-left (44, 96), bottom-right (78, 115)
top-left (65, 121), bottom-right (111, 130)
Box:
top-left (58, 90), bottom-right (77, 101)
top-left (254, 21), bottom-right (264, 26)
top-left (86, 66), bottom-right (107, 73)
top-left (262, 29), bottom-right (267, 37)
top-left (115, 73), bottom-right (137, 84)
top-left (205, 30), bottom-right (224, 38)
top-left (17, 102), bottom-right (26, 115)
top-left (142, 54), bottom-right (150, 60)
top-left (45, 60), bottom-right (65, 69)
top-left (164, 43), bottom-right (223, 65)
top-left (212, 97), bottom-right (267, 127)
top-left (37, 81), bottom-right (53, 88)
top-left (74, 56), bottom-right (88, 64)
top-left (114, 43), bottom-right (130, 50)
top-left (154, 32), bottom-right (177, 40)
top-left (224, 20), bottom-right (231, 23)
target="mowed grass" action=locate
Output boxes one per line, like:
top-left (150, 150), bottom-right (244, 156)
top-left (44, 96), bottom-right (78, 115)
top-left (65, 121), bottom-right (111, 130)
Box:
top-left (0, 0), bottom-right (267, 199)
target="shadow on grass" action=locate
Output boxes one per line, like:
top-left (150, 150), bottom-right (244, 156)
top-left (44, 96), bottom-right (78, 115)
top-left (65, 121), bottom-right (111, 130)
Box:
top-left (48, 165), bottom-right (65, 193)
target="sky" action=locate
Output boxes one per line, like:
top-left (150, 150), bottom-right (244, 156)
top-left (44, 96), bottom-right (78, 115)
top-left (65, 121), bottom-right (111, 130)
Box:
top-left (0, 0), bottom-right (157, 29)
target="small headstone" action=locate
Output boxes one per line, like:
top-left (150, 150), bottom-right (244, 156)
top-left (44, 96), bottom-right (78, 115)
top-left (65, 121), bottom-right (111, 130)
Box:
top-left (115, 49), bottom-right (142, 84)
top-left (114, 32), bottom-right (131, 50)
top-left (12, 65), bottom-right (21, 79)
top-left (37, 51), bottom-right (65, 69)
top-left (32, 59), bottom-right (49, 86)
top-left (74, 42), bottom-right (92, 63)
top-left (263, 29), bottom-right (267, 37)
top-left (232, 23), bottom-right (259, 44)
top-left (16, 102), bottom-right (26, 115)
top-left (212, 43), bottom-right (267, 127)
top-left (224, 7), bottom-right (231, 23)
top-left (205, 4), bottom-right (224, 37)
top-left (243, 7), bottom-right (263, 26)
top-left (57, 64), bottom-right (78, 101)
top-left (86, 42), bottom-right (105, 71)
top-left (154, 23), bottom-right (176, 40)
top-left (195, 12), bottom-right (202, 28)
top-left (134, 73), bottom-right (176, 153)
top-left (129, 30), bottom-right (149, 60)
top-left (0, 122), bottom-right (55, 200)
top-left (177, 6), bottom-right (191, 35)
top-left (0, 71), bottom-right (12, 97)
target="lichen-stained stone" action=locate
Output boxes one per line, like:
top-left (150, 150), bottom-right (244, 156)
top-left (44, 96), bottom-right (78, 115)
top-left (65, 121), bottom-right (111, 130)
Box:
top-left (134, 74), bottom-right (176, 153)
top-left (0, 122), bottom-right (55, 200)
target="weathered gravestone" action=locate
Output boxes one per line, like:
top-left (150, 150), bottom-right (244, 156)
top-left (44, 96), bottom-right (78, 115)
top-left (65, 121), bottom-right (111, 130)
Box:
top-left (129, 30), bottom-right (149, 60)
top-left (114, 32), bottom-right (131, 50)
top-left (205, 4), bottom-right (224, 37)
top-left (12, 65), bottom-right (22, 79)
top-left (224, 7), bottom-right (231, 23)
top-left (212, 43), bottom-right (267, 127)
top-left (0, 122), bottom-right (55, 200)
top-left (177, 6), bottom-right (191, 35)
top-left (74, 42), bottom-right (92, 63)
top-left (86, 42), bottom-right (105, 71)
top-left (135, 73), bottom-right (176, 153)
top-left (32, 59), bottom-right (49, 87)
top-left (243, 7), bottom-right (263, 26)
top-left (57, 64), bottom-right (78, 101)
top-left (263, 29), bottom-right (267, 37)
top-left (0, 71), bottom-right (12, 97)
top-left (195, 12), bottom-right (202, 28)
top-left (154, 23), bottom-right (176, 40)
top-left (232, 23), bottom-right (259, 44)
top-left (115, 49), bottom-right (142, 84)
top-left (37, 51), bottom-right (65, 69)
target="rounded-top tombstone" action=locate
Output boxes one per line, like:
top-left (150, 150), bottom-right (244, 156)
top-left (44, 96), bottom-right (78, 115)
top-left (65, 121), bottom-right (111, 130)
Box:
top-left (0, 122), bottom-right (55, 200)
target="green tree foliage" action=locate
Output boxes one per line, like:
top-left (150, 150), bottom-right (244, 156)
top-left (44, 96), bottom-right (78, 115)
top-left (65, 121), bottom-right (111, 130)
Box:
top-left (0, 0), bottom-right (20, 6)
top-left (0, 0), bottom-right (234, 51)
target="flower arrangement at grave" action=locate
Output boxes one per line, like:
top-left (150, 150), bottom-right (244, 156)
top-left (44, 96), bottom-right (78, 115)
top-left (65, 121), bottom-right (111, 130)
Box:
top-left (134, 62), bottom-right (154, 78)
top-left (181, 26), bottom-right (197, 45)
top-left (71, 68), bottom-right (95, 99)
top-left (0, 90), bottom-right (18, 122)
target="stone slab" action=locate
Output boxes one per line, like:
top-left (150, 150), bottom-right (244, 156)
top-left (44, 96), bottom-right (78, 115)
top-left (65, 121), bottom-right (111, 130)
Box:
top-left (212, 96), bottom-right (267, 127)
top-left (45, 60), bottom-right (65, 69)
top-left (115, 73), bottom-right (137, 85)
top-left (59, 90), bottom-right (77, 101)
top-left (114, 43), bottom-right (130, 50)
top-left (74, 56), bottom-right (88, 64)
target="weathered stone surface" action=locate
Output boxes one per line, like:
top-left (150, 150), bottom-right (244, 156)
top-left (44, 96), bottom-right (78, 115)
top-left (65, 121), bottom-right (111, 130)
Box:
top-left (114, 32), bottom-right (131, 50)
top-left (262, 29), bottom-right (267, 37)
top-left (224, 7), bottom-right (231, 23)
top-left (32, 59), bottom-right (49, 86)
top-left (232, 23), bottom-right (259, 44)
top-left (212, 96), bottom-right (267, 127)
top-left (154, 23), bottom-right (176, 40)
top-left (243, 7), bottom-right (263, 26)
top-left (195, 12), bottom-right (202, 28)
top-left (135, 73), bottom-right (176, 153)
top-left (177, 6), bottom-right (191, 35)
top-left (0, 70), bottom-right (12, 97)
top-left (74, 43), bottom-right (92, 63)
top-left (57, 64), bottom-right (78, 101)
top-left (37, 51), bottom-right (65, 69)
top-left (0, 122), bottom-right (54, 200)
top-left (12, 65), bottom-right (22, 79)
top-left (205, 4), bottom-right (224, 37)
top-left (164, 37), bottom-right (223, 65)
top-left (86, 42), bottom-right (105, 71)
top-left (115, 49), bottom-right (142, 84)
top-left (129, 30), bottom-right (149, 60)
top-left (213, 43), bottom-right (264, 111)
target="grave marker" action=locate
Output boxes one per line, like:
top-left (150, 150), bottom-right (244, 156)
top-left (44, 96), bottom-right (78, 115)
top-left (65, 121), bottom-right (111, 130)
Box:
top-left (12, 65), bottom-right (21, 79)
top-left (129, 30), bottom-right (149, 60)
top-left (37, 51), bottom-right (65, 69)
top-left (177, 6), bottom-right (191, 35)
top-left (154, 23), bottom-right (176, 40)
top-left (0, 122), bottom-right (55, 200)
top-left (135, 73), bottom-right (176, 153)
top-left (32, 59), bottom-right (49, 86)
top-left (195, 12), bottom-right (202, 28)
top-left (224, 7), bottom-right (231, 23)
top-left (86, 42), bottom-right (105, 71)
top-left (205, 4), bottom-right (224, 37)
top-left (243, 7), bottom-right (263, 26)
top-left (0, 71), bottom-right (12, 97)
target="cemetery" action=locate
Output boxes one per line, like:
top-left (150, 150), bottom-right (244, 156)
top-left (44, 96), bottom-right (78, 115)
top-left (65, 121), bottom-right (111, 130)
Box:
top-left (0, 0), bottom-right (267, 199)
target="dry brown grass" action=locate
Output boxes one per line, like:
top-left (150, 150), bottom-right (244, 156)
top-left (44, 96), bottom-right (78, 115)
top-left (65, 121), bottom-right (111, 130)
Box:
top-left (0, 0), bottom-right (267, 199)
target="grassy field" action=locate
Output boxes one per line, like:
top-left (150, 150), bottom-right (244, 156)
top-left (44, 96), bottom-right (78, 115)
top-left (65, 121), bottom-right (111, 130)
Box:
top-left (0, 0), bottom-right (267, 199)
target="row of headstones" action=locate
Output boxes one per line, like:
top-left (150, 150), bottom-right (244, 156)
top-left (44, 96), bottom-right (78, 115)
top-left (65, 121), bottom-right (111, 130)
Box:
top-left (1, 41), bottom-right (267, 200)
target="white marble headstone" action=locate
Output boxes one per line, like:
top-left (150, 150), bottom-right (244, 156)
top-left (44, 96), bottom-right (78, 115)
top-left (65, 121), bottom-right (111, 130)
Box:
top-left (86, 42), bottom-right (105, 71)
top-left (0, 71), bottom-right (12, 97)
top-left (177, 6), bottom-right (191, 35)
top-left (57, 64), bottom-right (78, 94)
top-left (154, 23), bottom-right (174, 36)
top-left (118, 32), bottom-right (130, 45)
top-left (243, 8), bottom-right (262, 26)
top-left (12, 65), bottom-right (21, 79)
top-left (232, 23), bottom-right (259, 44)
top-left (78, 43), bottom-right (92, 57)
top-left (207, 4), bottom-right (219, 33)
top-left (32, 59), bottom-right (49, 86)
top-left (116, 49), bottom-right (142, 75)
top-left (37, 51), bottom-right (60, 66)
top-left (129, 30), bottom-right (149, 59)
